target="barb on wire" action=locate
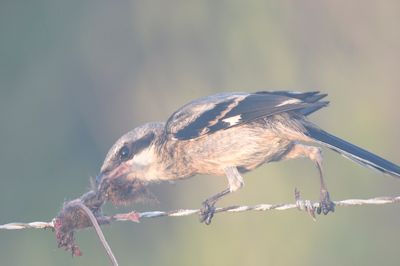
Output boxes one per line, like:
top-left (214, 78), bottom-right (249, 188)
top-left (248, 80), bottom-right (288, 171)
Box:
top-left (1, 194), bottom-right (400, 231)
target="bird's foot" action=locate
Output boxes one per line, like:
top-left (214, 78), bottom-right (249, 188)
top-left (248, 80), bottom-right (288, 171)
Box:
top-left (317, 190), bottom-right (335, 215)
top-left (199, 200), bottom-right (216, 225)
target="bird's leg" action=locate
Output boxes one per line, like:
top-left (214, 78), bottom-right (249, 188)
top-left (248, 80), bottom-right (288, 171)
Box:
top-left (199, 166), bottom-right (244, 225)
top-left (283, 143), bottom-right (335, 215)
top-left (313, 153), bottom-right (335, 215)
top-left (199, 188), bottom-right (230, 225)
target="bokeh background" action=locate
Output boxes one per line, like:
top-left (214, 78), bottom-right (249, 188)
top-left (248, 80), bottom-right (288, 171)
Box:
top-left (1, 1), bottom-right (400, 265)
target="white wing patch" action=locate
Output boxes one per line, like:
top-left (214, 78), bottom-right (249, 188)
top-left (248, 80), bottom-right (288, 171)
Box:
top-left (276, 98), bottom-right (301, 107)
top-left (222, 115), bottom-right (242, 126)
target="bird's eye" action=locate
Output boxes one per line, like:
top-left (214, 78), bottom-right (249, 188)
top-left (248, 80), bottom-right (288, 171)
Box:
top-left (118, 145), bottom-right (131, 161)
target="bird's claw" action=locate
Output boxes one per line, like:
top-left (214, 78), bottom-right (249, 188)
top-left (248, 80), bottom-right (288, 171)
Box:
top-left (317, 190), bottom-right (335, 215)
top-left (199, 200), bottom-right (216, 225)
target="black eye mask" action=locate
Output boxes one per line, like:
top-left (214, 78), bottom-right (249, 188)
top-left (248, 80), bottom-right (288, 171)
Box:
top-left (131, 132), bottom-right (156, 154)
top-left (117, 132), bottom-right (156, 163)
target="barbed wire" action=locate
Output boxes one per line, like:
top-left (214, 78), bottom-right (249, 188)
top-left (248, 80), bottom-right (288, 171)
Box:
top-left (1, 194), bottom-right (400, 231)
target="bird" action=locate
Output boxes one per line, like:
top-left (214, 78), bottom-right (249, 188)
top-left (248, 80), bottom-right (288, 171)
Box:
top-left (95, 91), bottom-right (400, 224)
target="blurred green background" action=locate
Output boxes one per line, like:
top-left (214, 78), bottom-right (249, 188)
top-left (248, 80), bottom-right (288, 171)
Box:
top-left (1, 1), bottom-right (400, 265)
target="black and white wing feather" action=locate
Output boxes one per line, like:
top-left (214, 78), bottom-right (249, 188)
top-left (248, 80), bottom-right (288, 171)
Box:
top-left (166, 91), bottom-right (328, 140)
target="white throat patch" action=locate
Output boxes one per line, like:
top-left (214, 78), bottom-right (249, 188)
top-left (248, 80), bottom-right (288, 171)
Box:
top-left (132, 146), bottom-right (155, 166)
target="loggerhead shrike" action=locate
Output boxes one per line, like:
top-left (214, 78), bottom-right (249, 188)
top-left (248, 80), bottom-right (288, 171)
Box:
top-left (95, 91), bottom-right (400, 224)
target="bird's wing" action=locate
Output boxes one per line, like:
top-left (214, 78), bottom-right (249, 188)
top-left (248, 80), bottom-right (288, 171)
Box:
top-left (166, 91), bottom-right (328, 140)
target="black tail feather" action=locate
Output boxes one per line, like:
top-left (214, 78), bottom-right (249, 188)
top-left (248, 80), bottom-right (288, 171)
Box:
top-left (305, 125), bottom-right (400, 177)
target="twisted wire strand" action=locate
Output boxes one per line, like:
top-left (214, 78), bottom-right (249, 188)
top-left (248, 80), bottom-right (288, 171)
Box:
top-left (1, 195), bottom-right (400, 230)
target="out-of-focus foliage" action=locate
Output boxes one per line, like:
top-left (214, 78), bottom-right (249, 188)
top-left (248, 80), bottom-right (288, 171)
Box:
top-left (0, 1), bottom-right (399, 265)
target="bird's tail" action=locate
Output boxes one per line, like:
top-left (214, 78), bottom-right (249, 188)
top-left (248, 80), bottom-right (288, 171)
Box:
top-left (304, 125), bottom-right (400, 178)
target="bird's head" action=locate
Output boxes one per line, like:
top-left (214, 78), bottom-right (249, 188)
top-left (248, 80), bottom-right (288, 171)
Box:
top-left (96, 122), bottom-right (165, 205)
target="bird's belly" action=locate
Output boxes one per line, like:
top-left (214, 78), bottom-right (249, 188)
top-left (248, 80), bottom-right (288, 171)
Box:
top-left (186, 125), bottom-right (294, 176)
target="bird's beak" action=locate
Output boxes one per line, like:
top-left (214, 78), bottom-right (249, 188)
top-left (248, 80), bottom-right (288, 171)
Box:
top-left (95, 163), bottom-right (151, 205)
top-left (95, 172), bottom-right (105, 183)
top-left (96, 163), bottom-right (131, 184)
